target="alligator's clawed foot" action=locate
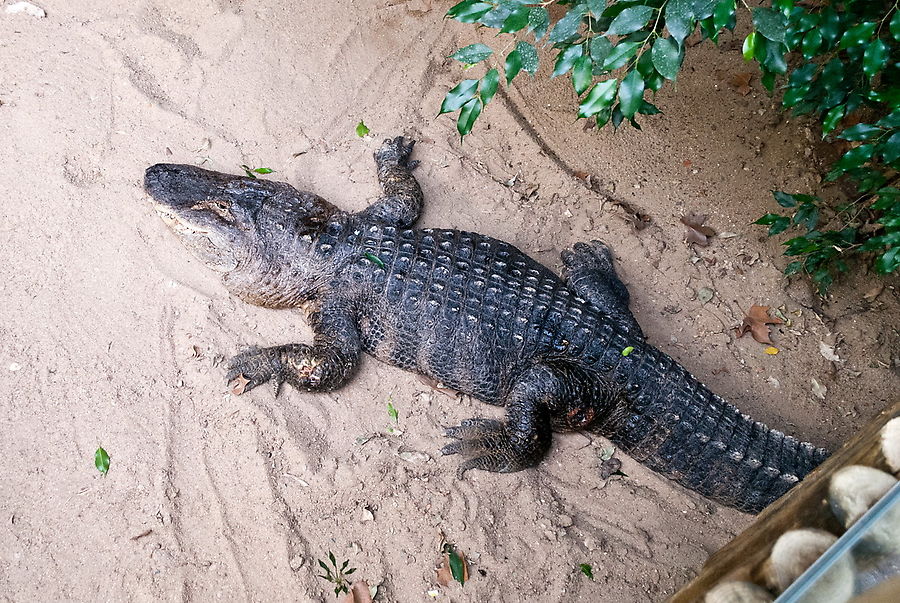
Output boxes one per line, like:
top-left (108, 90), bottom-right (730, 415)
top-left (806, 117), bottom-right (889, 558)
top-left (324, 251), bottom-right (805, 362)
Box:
top-left (560, 240), bottom-right (617, 280)
top-left (227, 346), bottom-right (284, 396)
top-left (441, 418), bottom-right (531, 478)
top-left (375, 136), bottom-right (419, 171)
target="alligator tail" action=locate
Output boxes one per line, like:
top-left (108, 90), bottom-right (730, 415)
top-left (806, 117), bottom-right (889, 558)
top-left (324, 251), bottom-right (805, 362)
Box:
top-left (599, 346), bottom-right (829, 514)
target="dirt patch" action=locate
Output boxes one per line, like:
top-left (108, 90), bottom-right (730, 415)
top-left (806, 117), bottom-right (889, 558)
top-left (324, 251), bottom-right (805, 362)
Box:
top-left (1, 1), bottom-right (897, 601)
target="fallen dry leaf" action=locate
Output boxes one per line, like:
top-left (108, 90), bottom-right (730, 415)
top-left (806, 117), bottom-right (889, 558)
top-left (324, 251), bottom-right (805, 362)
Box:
top-left (735, 305), bottom-right (784, 344)
top-left (229, 374), bottom-right (250, 395)
top-left (818, 341), bottom-right (842, 363)
top-left (681, 212), bottom-right (716, 246)
top-left (338, 581), bottom-right (374, 603)
top-left (811, 378), bottom-right (827, 400)
top-left (863, 283), bottom-right (884, 303)
top-left (730, 72), bottom-right (752, 96)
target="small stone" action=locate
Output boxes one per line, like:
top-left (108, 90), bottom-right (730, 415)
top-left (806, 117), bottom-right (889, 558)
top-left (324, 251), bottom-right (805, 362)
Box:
top-left (362, 507), bottom-right (375, 522)
top-left (289, 555), bottom-right (305, 571)
top-left (350, 542), bottom-right (362, 554)
top-left (558, 514), bottom-right (573, 528)
top-left (5, 2), bottom-right (46, 17)
top-left (8, 363), bottom-right (21, 372)
top-left (397, 450), bottom-right (430, 464)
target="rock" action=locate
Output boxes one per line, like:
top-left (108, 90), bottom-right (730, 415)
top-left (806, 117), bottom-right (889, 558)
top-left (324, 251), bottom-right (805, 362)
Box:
top-left (289, 554), bottom-right (305, 571)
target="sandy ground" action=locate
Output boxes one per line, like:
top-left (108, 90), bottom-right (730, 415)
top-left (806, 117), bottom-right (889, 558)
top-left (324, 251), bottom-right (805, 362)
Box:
top-left (1, 1), bottom-right (898, 601)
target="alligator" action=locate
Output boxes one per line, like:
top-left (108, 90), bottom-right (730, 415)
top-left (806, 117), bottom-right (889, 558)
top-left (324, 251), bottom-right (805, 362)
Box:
top-left (144, 136), bottom-right (829, 514)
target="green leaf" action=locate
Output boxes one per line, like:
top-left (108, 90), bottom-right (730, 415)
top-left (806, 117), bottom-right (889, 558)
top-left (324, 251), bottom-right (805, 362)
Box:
top-left (548, 5), bottom-right (586, 44)
top-left (364, 251), bottom-right (385, 268)
top-left (821, 104), bottom-right (845, 136)
top-left (457, 97), bottom-right (483, 138)
top-left (450, 43), bottom-right (493, 65)
top-left (580, 563), bottom-right (595, 579)
top-left (768, 216), bottom-right (791, 235)
top-left (586, 0), bottom-right (605, 16)
top-left (578, 79), bottom-right (618, 118)
top-left (621, 346), bottom-right (634, 356)
top-left (752, 7), bottom-right (787, 43)
top-left (439, 79), bottom-right (479, 115)
top-left (552, 44), bottom-right (583, 78)
top-left (95, 446), bottom-right (110, 475)
top-left (602, 41), bottom-right (640, 71)
top-left (818, 8), bottom-right (841, 48)
top-left (618, 70), bottom-right (645, 119)
top-left (839, 22), bottom-right (877, 50)
top-left (252, 167), bottom-right (274, 174)
top-left (501, 4), bottom-right (530, 33)
top-left (355, 121), bottom-right (369, 138)
top-left (862, 39), bottom-right (888, 78)
top-left (773, 191), bottom-right (798, 208)
top-left (590, 37), bottom-right (612, 67)
top-left (892, 10), bottom-right (900, 42)
top-left (712, 0), bottom-right (735, 32)
top-left (387, 401), bottom-right (399, 422)
top-left (637, 100), bottom-right (660, 115)
top-left (504, 49), bottom-right (523, 84)
top-left (447, 546), bottom-right (466, 585)
top-left (572, 55), bottom-right (593, 95)
top-left (742, 32), bottom-right (757, 61)
top-left (446, 1), bottom-right (492, 23)
top-left (838, 124), bottom-right (883, 142)
top-left (882, 132), bottom-right (900, 165)
top-left (480, 3), bottom-right (515, 29)
top-left (651, 37), bottom-right (680, 80)
top-left (606, 6), bottom-right (653, 36)
top-left (801, 29), bottom-right (822, 60)
top-left (528, 6), bottom-right (550, 40)
top-left (479, 69), bottom-right (500, 105)
top-left (875, 247), bottom-right (900, 274)
top-left (517, 41), bottom-right (539, 75)
top-left (665, 0), bottom-right (695, 47)
top-left (877, 110), bottom-right (900, 129)
top-left (834, 144), bottom-right (875, 171)
top-left (793, 203), bottom-right (819, 232)
top-left (754, 213), bottom-right (781, 225)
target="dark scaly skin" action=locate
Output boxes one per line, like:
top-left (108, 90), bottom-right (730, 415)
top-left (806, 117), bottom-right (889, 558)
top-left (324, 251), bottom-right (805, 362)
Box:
top-left (144, 137), bottom-right (829, 514)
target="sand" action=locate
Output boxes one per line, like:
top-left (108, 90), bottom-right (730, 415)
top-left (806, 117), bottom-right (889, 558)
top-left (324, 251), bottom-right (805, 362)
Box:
top-left (1, 1), bottom-right (897, 601)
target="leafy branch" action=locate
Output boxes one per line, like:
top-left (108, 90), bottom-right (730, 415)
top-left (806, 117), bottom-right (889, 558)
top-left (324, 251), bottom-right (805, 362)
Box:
top-left (441, 0), bottom-right (900, 290)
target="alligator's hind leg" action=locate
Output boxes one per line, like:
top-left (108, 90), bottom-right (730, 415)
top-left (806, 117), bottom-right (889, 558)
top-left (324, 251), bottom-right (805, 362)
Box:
top-left (358, 136), bottom-right (423, 228)
top-left (561, 240), bottom-right (644, 339)
top-left (441, 362), bottom-right (614, 476)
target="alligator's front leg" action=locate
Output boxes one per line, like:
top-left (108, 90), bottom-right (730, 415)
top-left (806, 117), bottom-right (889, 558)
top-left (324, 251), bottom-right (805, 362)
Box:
top-left (358, 136), bottom-right (423, 228)
top-left (226, 298), bottom-right (361, 395)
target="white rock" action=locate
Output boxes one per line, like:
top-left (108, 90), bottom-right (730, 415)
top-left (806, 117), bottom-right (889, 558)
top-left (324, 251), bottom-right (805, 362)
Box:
top-left (5, 2), bottom-right (46, 17)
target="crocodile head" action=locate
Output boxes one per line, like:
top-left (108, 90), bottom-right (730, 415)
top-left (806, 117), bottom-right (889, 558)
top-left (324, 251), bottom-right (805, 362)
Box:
top-left (144, 163), bottom-right (341, 304)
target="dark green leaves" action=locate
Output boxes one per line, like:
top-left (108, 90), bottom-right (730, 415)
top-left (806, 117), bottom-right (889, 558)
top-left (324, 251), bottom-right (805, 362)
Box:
top-left (838, 124), bottom-right (883, 142)
top-left (752, 7), bottom-right (787, 43)
top-left (439, 79), bottom-right (479, 115)
top-left (590, 37), bottom-right (612, 67)
top-left (580, 563), bottom-right (595, 580)
top-left (553, 44), bottom-right (583, 78)
top-left (242, 165), bottom-right (275, 178)
top-left (606, 6), bottom-right (653, 36)
top-left (517, 41), bottom-right (539, 75)
top-left (665, 0), bottom-right (695, 47)
top-left (602, 41), bottom-right (640, 71)
top-left (548, 4), bottom-right (585, 44)
top-left (505, 49), bottom-right (523, 84)
top-left (578, 79), bottom-right (618, 118)
top-left (443, 544), bottom-right (467, 585)
top-left (573, 55), bottom-right (593, 95)
top-left (500, 3), bottom-right (530, 33)
top-left (618, 70), bottom-right (645, 119)
top-left (528, 6), bottom-right (550, 40)
top-left (95, 446), bottom-right (110, 475)
top-left (479, 68), bottom-right (499, 106)
top-left (862, 39), bottom-right (888, 78)
top-left (446, 0), bottom-right (492, 23)
top-left (651, 37), bottom-right (681, 80)
top-left (450, 43), bottom-right (493, 65)
top-left (839, 22), bottom-right (876, 50)
top-left (457, 98), bottom-right (483, 137)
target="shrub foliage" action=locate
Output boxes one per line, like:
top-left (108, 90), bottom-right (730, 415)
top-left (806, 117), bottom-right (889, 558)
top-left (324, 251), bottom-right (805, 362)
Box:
top-left (442, 0), bottom-right (899, 290)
